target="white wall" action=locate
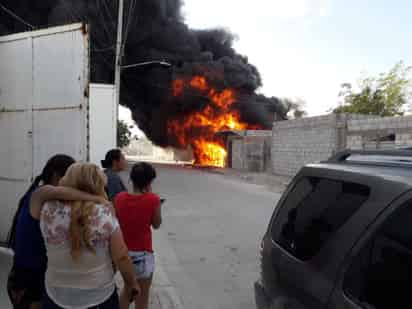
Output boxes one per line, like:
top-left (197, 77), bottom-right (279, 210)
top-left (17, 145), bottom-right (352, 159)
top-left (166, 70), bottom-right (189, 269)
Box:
top-left (89, 84), bottom-right (116, 166)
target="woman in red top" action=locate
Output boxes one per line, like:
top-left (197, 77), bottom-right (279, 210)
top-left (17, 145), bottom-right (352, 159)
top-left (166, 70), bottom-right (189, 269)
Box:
top-left (115, 162), bottom-right (162, 309)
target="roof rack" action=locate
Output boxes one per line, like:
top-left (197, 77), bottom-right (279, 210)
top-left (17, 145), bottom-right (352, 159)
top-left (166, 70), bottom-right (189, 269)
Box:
top-left (325, 149), bottom-right (412, 168)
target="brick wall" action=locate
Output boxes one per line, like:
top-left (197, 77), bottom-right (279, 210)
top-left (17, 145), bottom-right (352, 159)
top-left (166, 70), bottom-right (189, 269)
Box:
top-left (271, 115), bottom-right (340, 176)
top-left (347, 115), bottom-right (412, 150)
top-left (271, 114), bottom-right (412, 177)
top-left (228, 131), bottom-right (272, 172)
top-left (271, 114), bottom-right (374, 176)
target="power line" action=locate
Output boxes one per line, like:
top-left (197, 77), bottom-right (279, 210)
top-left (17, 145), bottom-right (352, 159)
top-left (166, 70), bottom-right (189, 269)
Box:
top-left (96, 50), bottom-right (280, 109)
top-left (0, 3), bottom-right (35, 30)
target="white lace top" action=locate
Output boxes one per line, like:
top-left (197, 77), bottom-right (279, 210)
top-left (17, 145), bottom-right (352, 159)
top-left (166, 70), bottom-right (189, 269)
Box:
top-left (40, 201), bottom-right (119, 309)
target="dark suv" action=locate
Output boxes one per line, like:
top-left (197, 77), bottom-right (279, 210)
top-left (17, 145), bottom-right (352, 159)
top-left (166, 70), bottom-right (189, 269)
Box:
top-left (255, 150), bottom-right (412, 309)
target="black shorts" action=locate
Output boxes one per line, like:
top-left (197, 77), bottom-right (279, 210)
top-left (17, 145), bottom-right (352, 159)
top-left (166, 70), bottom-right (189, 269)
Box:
top-left (7, 265), bottom-right (45, 308)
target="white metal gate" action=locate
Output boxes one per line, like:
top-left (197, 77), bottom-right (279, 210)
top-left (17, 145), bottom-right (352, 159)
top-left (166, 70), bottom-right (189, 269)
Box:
top-left (0, 23), bottom-right (89, 242)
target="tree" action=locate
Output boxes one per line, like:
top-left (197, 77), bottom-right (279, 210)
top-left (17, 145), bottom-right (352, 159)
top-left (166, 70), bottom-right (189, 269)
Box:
top-left (117, 120), bottom-right (132, 148)
top-left (334, 62), bottom-right (412, 116)
top-left (283, 98), bottom-right (307, 119)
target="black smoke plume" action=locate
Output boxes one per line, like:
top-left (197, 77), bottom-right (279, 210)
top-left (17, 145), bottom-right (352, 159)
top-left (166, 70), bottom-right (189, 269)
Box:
top-left (0, 0), bottom-right (287, 147)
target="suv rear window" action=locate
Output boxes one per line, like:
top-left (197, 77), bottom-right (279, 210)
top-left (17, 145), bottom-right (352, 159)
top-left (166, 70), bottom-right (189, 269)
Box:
top-left (271, 177), bottom-right (370, 260)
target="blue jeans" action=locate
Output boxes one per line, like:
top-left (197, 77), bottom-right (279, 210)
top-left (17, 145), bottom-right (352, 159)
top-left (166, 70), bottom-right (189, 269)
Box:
top-left (43, 290), bottom-right (119, 309)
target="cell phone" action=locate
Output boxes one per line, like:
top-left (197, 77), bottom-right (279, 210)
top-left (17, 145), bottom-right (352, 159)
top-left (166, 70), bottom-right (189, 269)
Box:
top-left (160, 198), bottom-right (166, 204)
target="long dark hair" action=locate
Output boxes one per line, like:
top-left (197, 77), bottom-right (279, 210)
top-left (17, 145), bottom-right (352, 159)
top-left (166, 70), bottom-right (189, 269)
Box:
top-left (130, 162), bottom-right (157, 192)
top-left (7, 154), bottom-right (75, 248)
top-left (101, 149), bottom-right (122, 169)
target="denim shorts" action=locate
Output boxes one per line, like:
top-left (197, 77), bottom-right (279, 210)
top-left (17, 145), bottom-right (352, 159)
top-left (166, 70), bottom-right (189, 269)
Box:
top-left (129, 251), bottom-right (155, 279)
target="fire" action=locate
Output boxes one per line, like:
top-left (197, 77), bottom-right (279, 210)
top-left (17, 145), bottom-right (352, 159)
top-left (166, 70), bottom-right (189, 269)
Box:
top-left (168, 76), bottom-right (259, 167)
top-left (193, 139), bottom-right (227, 168)
top-left (172, 79), bottom-right (184, 96)
top-left (190, 76), bottom-right (208, 91)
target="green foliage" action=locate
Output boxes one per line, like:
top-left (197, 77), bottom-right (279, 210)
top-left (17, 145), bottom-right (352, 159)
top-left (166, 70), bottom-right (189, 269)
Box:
top-left (117, 120), bottom-right (132, 148)
top-left (334, 62), bottom-right (412, 116)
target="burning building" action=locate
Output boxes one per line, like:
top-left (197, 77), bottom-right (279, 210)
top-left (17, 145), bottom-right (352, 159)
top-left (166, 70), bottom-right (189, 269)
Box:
top-left (218, 130), bottom-right (273, 172)
top-left (0, 0), bottom-right (287, 167)
top-left (167, 76), bottom-right (262, 167)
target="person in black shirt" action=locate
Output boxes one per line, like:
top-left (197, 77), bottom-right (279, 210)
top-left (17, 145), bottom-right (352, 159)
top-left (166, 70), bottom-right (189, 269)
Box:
top-left (101, 149), bottom-right (128, 200)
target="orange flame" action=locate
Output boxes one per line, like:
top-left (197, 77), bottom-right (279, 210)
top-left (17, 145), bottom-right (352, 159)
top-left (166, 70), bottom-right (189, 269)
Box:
top-left (193, 139), bottom-right (228, 168)
top-left (172, 79), bottom-right (184, 97)
top-left (168, 76), bottom-right (259, 167)
top-left (190, 76), bottom-right (208, 91)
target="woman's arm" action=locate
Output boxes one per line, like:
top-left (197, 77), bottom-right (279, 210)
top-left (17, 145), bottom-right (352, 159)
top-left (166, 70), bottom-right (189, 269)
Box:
top-left (151, 204), bottom-right (162, 229)
top-left (30, 185), bottom-right (108, 219)
top-left (110, 229), bottom-right (141, 308)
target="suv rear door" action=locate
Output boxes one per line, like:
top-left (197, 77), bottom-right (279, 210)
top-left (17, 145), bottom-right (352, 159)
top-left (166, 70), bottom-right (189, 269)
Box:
top-left (329, 190), bottom-right (412, 309)
top-left (267, 168), bottom-right (372, 308)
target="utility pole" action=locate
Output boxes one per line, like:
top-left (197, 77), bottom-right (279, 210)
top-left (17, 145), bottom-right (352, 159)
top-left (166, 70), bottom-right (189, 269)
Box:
top-left (113, 0), bottom-right (171, 148)
top-left (114, 0), bottom-right (124, 147)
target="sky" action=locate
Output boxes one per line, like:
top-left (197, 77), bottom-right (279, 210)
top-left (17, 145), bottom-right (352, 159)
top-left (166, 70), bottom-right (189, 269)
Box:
top-left (182, 0), bottom-right (412, 115)
top-left (121, 0), bottom-right (412, 136)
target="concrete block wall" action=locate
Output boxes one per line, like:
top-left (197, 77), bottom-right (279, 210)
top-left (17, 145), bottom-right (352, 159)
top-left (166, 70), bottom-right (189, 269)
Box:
top-left (228, 131), bottom-right (272, 172)
top-left (230, 138), bottom-right (244, 169)
top-left (347, 115), bottom-right (412, 149)
top-left (229, 135), bottom-right (272, 172)
top-left (263, 136), bottom-right (273, 173)
top-left (346, 135), bottom-right (363, 150)
top-left (348, 115), bottom-right (412, 131)
top-left (396, 133), bottom-right (412, 148)
top-left (271, 113), bottom-right (412, 177)
top-left (244, 136), bottom-right (266, 172)
top-left (271, 115), bottom-right (341, 176)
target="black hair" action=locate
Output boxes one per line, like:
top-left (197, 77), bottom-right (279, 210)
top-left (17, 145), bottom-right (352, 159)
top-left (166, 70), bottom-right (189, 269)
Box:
top-left (130, 162), bottom-right (157, 192)
top-left (7, 154), bottom-right (75, 248)
top-left (101, 149), bottom-right (122, 169)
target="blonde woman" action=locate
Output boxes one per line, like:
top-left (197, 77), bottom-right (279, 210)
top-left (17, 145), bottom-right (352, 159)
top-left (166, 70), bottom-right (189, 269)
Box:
top-left (31, 163), bottom-right (140, 309)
